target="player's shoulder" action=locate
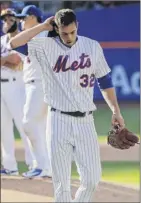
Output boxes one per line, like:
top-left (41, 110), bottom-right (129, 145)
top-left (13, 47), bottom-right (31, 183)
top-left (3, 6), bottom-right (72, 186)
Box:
top-left (32, 36), bottom-right (55, 45)
top-left (28, 36), bottom-right (53, 49)
top-left (78, 35), bottom-right (100, 47)
top-left (32, 35), bottom-right (53, 42)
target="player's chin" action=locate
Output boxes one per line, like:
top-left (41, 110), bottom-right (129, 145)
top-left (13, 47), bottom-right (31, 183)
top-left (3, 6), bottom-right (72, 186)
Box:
top-left (66, 42), bottom-right (73, 46)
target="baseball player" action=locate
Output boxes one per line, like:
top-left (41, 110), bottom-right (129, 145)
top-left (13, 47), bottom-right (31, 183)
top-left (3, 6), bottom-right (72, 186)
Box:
top-left (15, 5), bottom-right (51, 178)
top-left (10, 9), bottom-right (125, 202)
top-left (0, 9), bottom-right (36, 175)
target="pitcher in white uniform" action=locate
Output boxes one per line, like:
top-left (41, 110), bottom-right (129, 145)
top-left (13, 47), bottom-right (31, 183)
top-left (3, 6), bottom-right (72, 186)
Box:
top-left (0, 9), bottom-right (36, 175)
top-left (10, 9), bottom-right (125, 202)
top-left (16, 5), bottom-right (51, 178)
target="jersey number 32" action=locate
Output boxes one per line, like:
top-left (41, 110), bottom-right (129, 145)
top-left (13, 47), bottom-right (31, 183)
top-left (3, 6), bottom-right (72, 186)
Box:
top-left (80, 74), bottom-right (95, 88)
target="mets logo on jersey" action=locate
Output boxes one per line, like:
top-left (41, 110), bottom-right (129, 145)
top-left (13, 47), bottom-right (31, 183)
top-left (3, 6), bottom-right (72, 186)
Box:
top-left (53, 53), bottom-right (91, 73)
top-left (53, 53), bottom-right (95, 88)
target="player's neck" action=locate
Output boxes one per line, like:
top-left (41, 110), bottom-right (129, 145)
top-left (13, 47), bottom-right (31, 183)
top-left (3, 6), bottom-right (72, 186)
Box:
top-left (8, 30), bottom-right (19, 39)
top-left (58, 36), bottom-right (78, 48)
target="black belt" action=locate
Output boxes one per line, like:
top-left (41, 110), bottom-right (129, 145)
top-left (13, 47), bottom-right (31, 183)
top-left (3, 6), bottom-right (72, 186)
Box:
top-left (51, 108), bottom-right (92, 117)
top-left (1, 78), bottom-right (16, 82)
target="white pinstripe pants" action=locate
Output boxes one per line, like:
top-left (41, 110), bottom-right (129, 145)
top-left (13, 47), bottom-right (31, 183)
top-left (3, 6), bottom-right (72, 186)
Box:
top-left (47, 109), bottom-right (101, 202)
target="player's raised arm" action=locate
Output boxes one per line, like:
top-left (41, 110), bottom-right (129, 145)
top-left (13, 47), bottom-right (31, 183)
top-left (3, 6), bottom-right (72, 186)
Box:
top-left (9, 16), bottom-right (55, 49)
top-left (94, 42), bottom-right (125, 129)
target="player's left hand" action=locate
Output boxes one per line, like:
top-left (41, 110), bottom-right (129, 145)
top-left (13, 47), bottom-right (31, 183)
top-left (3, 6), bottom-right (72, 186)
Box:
top-left (111, 113), bottom-right (125, 130)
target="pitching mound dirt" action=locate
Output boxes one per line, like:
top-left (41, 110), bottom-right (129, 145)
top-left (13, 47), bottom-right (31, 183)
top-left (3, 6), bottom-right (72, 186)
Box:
top-left (1, 189), bottom-right (52, 202)
top-left (100, 144), bottom-right (139, 161)
top-left (1, 176), bottom-right (139, 202)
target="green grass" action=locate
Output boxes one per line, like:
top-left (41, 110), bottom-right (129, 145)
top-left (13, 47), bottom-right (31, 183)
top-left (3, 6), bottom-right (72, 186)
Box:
top-left (72, 161), bottom-right (140, 187)
top-left (98, 136), bottom-right (107, 143)
top-left (14, 126), bottom-right (20, 139)
top-left (18, 161), bottom-right (140, 187)
top-left (101, 161), bottom-right (140, 187)
top-left (94, 105), bottom-right (140, 135)
top-left (14, 105), bottom-right (140, 140)
top-left (18, 161), bottom-right (28, 173)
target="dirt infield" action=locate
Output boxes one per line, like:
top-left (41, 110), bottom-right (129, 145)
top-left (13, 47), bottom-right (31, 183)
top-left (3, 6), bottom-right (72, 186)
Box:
top-left (1, 143), bottom-right (140, 202)
top-left (1, 176), bottom-right (140, 202)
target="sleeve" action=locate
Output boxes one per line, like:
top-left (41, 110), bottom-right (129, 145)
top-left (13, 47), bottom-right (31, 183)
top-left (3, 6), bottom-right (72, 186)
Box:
top-left (97, 73), bottom-right (114, 90)
top-left (94, 41), bottom-right (111, 79)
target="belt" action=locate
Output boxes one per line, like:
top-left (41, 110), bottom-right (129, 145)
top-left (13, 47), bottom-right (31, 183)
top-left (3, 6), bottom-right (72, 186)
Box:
top-left (51, 108), bottom-right (92, 117)
top-left (1, 78), bottom-right (16, 82)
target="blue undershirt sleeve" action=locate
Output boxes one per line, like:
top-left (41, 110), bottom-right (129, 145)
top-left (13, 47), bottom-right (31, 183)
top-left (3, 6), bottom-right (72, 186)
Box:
top-left (97, 73), bottom-right (114, 90)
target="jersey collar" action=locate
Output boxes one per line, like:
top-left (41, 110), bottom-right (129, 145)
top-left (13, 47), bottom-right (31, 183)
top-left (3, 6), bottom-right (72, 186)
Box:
top-left (56, 36), bottom-right (78, 49)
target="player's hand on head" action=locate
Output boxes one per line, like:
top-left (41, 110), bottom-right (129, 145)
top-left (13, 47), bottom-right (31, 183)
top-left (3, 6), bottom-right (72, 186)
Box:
top-left (43, 16), bottom-right (55, 31)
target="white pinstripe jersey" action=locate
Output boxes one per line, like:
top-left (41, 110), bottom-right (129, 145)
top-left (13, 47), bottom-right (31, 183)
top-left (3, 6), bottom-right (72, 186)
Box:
top-left (28, 36), bottom-right (111, 112)
top-left (1, 34), bottom-right (25, 79)
top-left (23, 31), bottom-right (48, 83)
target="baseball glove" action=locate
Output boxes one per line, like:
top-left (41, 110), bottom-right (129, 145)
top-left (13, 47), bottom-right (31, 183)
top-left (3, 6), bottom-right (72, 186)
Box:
top-left (108, 125), bottom-right (140, 150)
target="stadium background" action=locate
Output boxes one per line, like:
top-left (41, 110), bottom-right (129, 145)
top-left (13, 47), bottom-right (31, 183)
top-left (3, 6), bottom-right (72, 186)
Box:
top-left (1, 1), bottom-right (140, 201)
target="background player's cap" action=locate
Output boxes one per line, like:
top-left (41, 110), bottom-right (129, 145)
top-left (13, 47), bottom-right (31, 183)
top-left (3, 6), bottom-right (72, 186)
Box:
top-left (16, 5), bottom-right (43, 20)
top-left (1, 8), bottom-right (17, 20)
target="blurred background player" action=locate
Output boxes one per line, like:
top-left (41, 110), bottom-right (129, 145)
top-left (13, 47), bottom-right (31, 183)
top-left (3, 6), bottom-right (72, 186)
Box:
top-left (0, 8), bottom-right (36, 175)
top-left (16, 5), bottom-right (52, 178)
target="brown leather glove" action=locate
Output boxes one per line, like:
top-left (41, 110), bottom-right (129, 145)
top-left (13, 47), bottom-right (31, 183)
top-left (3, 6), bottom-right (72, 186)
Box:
top-left (107, 125), bottom-right (140, 150)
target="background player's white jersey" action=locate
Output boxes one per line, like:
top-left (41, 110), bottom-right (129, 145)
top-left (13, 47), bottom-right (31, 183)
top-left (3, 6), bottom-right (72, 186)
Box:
top-left (28, 36), bottom-right (111, 112)
top-left (23, 31), bottom-right (48, 83)
top-left (1, 34), bottom-right (24, 79)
